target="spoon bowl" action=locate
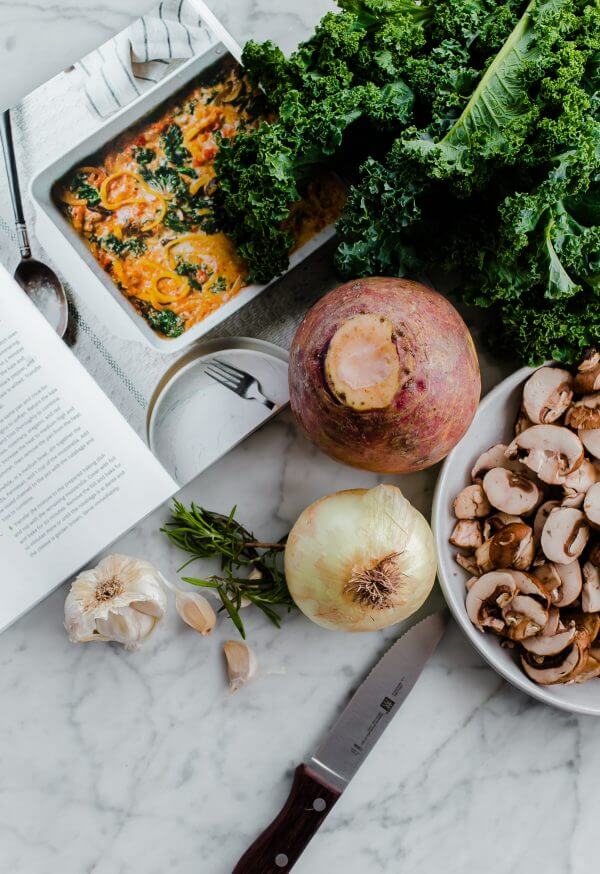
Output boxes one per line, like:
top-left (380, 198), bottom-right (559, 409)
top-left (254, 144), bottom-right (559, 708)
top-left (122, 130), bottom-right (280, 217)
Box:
top-left (14, 258), bottom-right (69, 337)
top-left (2, 108), bottom-right (69, 338)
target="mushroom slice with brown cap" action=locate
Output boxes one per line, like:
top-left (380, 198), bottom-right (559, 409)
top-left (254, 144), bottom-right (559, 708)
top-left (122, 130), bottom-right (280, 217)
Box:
top-left (566, 394), bottom-right (600, 430)
top-left (520, 630), bottom-right (589, 685)
top-left (580, 429), bottom-right (600, 460)
top-left (571, 654), bottom-right (600, 683)
top-left (541, 606), bottom-right (561, 637)
top-left (583, 482), bottom-right (600, 529)
top-left (501, 570), bottom-right (549, 640)
top-left (453, 484), bottom-right (492, 519)
top-left (541, 507), bottom-right (589, 564)
top-left (450, 520), bottom-right (483, 550)
top-left (574, 349), bottom-right (600, 393)
top-left (589, 541), bottom-right (600, 567)
top-left (532, 562), bottom-right (561, 601)
top-left (506, 425), bottom-right (584, 485)
top-left (455, 552), bottom-right (480, 576)
top-left (554, 560), bottom-right (583, 607)
top-left (582, 561), bottom-right (600, 612)
top-left (533, 501), bottom-right (560, 542)
top-left (483, 513), bottom-right (522, 540)
top-left (522, 366), bottom-right (573, 425)
top-left (521, 624), bottom-right (577, 656)
top-left (563, 459), bottom-right (597, 504)
top-left (482, 468), bottom-right (541, 516)
top-left (514, 409), bottom-right (533, 436)
top-left (471, 444), bottom-right (529, 483)
top-left (465, 571), bottom-right (517, 633)
top-left (476, 522), bottom-right (535, 572)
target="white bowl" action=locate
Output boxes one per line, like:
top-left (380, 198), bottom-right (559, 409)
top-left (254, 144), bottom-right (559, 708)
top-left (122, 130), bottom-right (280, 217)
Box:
top-left (432, 366), bottom-right (600, 717)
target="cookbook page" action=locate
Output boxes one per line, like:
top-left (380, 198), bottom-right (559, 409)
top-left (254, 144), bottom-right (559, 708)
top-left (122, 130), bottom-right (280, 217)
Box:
top-left (0, 265), bottom-right (177, 633)
top-left (0, 0), bottom-right (342, 488)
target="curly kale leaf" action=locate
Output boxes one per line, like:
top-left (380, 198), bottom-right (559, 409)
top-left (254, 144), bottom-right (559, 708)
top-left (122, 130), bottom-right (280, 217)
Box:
top-left (143, 306), bottom-right (185, 338)
top-left (216, 81), bottom-right (412, 282)
top-left (494, 293), bottom-right (600, 364)
top-left (160, 123), bottom-right (192, 167)
top-left (70, 173), bottom-right (101, 208)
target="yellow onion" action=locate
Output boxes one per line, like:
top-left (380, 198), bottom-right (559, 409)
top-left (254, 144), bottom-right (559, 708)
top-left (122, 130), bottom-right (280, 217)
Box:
top-left (284, 484), bottom-right (437, 632)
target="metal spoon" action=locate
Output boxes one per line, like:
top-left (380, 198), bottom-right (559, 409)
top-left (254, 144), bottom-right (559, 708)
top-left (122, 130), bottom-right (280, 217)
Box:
top-left (1, 109), bottom-right (69, 337)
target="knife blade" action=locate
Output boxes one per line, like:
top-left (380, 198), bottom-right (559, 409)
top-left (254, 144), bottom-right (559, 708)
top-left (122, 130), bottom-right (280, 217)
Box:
top-left (233, 608), bottom-right (448, 874)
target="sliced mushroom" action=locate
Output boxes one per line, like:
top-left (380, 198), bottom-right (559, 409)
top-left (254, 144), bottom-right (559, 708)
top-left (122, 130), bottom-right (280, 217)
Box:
top-left (566, 393), bottom-right (600, 430)
top-left (483, 513), bottom-right (522, 540)
top-left (571, 610), bottom-right (600, 642)
top-left (522, 366), bottom-right (573, 425)
top-left (503, 595), bottom-right (549, 640)
top-left (450, 520), bottom-right (483, 550)
top-left (541, 507), bottom-right (589, 564)
top-left (514, 409), bottom-right (533, 436)
top-left (541, 606), bottom-right (561, 637)
top-left (532, 562), bottom-right (561, 601)
top-left (465, 571), bottom-right (518, 633)
top-left (506, 425), bottom-right (584, 485)
top-left (554, 560), bottom-right (583, 607)
top-left (589, 541), bottom-right (600, 567)
top-left (453, 484), bottom-right (492, 519)
top-left (521, 624), bottom-right (577, 656)
top-left (475, 522), bottom-right (535, 572)
top-left (562, 459), bottom-right (597, 508)
top-left (520, 631), bottom-right (589, 684)
top-left (574, 349), bottom-right (600, 393)
top-left (582, 561), bottom-right (600, 612)
top-left (571, 653), bottom-right (600, 683)
top-left (583, 482), bottom-right (600, 529)
top-left (580, 428), bottom-right (600, 460)
top-left (471, 444), bottom-right (529, 482)
top-left (482, 468), bottom-right (541, 516)
top-left (533, 501), bottom-right (561, 541)
top-left (500, 571), bottom-right (549, 640)
top-left (455, 552), bottom-right (481, 576)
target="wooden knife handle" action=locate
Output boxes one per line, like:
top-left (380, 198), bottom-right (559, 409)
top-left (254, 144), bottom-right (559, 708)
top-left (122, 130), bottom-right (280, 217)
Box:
top-left (233, 764), bottom-right (341, 873)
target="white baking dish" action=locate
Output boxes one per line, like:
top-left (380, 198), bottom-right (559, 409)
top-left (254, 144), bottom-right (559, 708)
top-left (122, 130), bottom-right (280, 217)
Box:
top-left (29, 6), bottom-right (337, 354)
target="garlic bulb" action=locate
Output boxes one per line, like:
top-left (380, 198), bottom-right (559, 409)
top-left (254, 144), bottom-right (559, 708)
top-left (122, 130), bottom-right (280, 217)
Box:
top-left (284, 484), bottom-right (437, 632)
top-left (175, 590), bottom-right (216, 635)
top-left (64, 554), bottom-right (167, 651)
top-left (223, 640), bottom-right (257, 692)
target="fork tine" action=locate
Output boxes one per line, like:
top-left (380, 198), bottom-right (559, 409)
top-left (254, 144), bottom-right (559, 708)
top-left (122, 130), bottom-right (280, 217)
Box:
top-left (205, 365), bottom-right (238, 390)
top-left (206, 361), bottom-right (241, 385)
top-left (211, 358), bottom-right (247, 379)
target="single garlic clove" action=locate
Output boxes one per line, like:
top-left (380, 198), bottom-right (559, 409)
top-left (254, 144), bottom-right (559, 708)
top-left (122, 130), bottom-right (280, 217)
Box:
top-left (175, 590), bottom-right (217, 636)
top-left (223, 640), bottom-right (257, 692)
top-left (95, 607), bottom-right (156, 651)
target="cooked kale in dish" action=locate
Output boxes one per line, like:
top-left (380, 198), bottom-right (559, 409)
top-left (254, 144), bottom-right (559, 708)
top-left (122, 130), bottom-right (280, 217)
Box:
top-left (57, 58), bottom-right (346, 338)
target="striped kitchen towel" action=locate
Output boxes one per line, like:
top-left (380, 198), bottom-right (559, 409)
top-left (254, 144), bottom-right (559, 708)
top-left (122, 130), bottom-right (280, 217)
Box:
top-left (75, 0), bottom-right (216, 118)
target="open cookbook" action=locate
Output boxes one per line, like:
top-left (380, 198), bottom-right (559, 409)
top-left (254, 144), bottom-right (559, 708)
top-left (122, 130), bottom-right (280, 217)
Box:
top-left (0, 0), bottom-right (345, 633)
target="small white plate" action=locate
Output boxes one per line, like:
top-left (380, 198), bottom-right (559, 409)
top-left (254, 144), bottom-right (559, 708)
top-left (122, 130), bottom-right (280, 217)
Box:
top-left (432, 366), bottom-right (600, 717)
top-left (147, 337), bottom-right (288, 485)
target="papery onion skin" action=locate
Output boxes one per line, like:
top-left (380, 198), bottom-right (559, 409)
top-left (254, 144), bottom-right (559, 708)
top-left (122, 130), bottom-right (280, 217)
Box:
top-left (289, 277), bottom-right (480, 473)
top-left (284, 484), bottom-right (437, 632)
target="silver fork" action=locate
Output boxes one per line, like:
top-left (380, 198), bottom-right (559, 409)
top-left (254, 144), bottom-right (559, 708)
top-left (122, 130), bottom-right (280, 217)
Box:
top-left (204, 358), bottom-right (276, 410)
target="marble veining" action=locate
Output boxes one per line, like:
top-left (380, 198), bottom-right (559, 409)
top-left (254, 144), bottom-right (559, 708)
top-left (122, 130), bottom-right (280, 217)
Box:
top-left (0, 2), bottom-right (597, 874)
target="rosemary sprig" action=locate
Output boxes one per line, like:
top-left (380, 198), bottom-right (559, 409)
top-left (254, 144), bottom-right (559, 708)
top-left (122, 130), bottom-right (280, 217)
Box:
top-left (161, 500), bottom-right (294, 638)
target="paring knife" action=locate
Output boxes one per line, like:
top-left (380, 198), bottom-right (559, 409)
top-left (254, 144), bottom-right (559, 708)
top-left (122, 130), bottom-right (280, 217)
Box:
top-left (233, 609), bottom-right (448, 873)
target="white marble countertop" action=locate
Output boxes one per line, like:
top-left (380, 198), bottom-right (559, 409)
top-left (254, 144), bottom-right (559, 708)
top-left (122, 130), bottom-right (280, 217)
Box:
top-left (0, 3), bottom-right (598, 874)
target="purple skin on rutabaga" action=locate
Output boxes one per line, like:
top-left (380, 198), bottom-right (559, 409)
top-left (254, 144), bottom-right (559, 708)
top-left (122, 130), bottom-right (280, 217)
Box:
top-left (289, 277), bottom-right (481, 474)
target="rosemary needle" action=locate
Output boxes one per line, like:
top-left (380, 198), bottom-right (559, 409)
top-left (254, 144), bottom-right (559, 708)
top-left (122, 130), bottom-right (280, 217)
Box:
top-left (161, 500), bottom-right (294, 639)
